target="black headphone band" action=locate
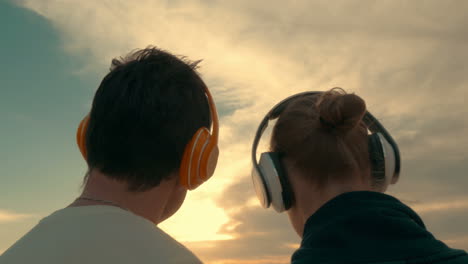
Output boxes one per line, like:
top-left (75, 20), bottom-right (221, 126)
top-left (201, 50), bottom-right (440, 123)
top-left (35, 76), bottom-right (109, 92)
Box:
top-left (251, 91), bottom-right (400, 180)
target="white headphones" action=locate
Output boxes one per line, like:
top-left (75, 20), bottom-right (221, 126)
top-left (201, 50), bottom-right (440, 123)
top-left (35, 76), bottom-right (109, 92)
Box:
top-left (251, 91), bottom-right (401, 213)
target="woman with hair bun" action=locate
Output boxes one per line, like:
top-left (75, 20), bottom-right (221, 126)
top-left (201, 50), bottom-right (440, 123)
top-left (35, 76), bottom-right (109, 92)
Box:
top-left (251, 88), bottom-right (468, 263)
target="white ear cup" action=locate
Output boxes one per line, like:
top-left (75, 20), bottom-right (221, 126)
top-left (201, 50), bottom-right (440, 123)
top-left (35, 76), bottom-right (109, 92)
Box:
top-left (251, 166), bottom-right (270, 208)
top-left (258, 153), bottom-right (286, 212)
top-left (377, 133), bottom-right (397, 185)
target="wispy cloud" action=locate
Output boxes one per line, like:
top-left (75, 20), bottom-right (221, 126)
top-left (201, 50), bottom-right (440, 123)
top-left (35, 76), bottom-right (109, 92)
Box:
top-left (412, 198), bottom-right (468, 214)
top-left (0, 209), bottom-right (34, 223)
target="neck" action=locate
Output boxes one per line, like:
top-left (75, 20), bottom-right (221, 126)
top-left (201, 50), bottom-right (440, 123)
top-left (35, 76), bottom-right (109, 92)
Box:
top-left (68, 169), bottom-right (177, 225)
top-left (291, 177), bottom-right (373, 237)
top-left (303, 183), bottom-right (370, 220)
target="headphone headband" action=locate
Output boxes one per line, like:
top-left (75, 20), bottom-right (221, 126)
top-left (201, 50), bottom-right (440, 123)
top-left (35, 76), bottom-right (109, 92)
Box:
top-left (251, 92), bottom-right (321, 185)
top-left (77, 84), bottom-right (220, 191)
top-left (204, 85), bottom-right (219, 144)
top-left (177, 84), bottom-right (219, 190)
top-left (251, 91), bottom-right (401, 188)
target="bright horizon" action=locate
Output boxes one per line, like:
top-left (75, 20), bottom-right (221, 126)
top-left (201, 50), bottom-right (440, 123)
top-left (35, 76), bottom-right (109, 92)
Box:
top-left (1, 1), bottom-right (468, 263)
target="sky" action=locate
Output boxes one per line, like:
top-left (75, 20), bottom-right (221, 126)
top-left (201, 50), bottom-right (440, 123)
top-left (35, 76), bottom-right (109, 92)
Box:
top-left (1, 0), bottom-right (468, 263)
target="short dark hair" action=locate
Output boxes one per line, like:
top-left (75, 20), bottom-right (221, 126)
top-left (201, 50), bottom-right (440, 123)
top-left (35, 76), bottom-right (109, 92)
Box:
top-left (85, 46), bottom-right (211, 191)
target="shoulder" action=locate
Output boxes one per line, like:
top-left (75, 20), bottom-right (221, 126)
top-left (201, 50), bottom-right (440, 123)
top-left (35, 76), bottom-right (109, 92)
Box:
top-left (100, 210), bottom-right (203, 263)
top-left (140, 226), bottom-right (202, 262)
top-left (1, 206), bottom-right (203, 264)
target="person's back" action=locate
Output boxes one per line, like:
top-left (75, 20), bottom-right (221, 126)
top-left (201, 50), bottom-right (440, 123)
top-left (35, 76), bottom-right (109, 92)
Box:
top-left (291, 191), bottom-right (468, 264)
top-left (1, 206), bottom-right (200, 264)
top-left (1, 46), bottom-right (219, 264)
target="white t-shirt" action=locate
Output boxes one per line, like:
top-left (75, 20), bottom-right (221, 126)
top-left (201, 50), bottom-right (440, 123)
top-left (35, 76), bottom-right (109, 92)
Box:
top-left (0, 205), bottom-right (202, 264)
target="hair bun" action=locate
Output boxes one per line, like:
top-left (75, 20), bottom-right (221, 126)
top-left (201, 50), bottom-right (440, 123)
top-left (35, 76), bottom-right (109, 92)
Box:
top-left (316, 87), bottom-right (366, 135)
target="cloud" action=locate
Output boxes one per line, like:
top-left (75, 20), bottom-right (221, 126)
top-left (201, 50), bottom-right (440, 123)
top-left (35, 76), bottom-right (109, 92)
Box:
top-left (0, 210), bottom-right (34, 223)
top-left (15, 0), bottom-right (468, 262)
top-left (411, 198), bottom-right (468, 214)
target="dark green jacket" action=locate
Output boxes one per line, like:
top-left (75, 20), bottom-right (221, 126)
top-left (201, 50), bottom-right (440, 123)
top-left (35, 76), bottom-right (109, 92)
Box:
top-left (291, 191), bottom-right (468, 264)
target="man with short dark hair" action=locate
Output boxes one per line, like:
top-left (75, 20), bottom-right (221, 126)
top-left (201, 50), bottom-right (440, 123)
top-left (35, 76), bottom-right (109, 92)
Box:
top-left (1, 47), bottom-right (219, 264)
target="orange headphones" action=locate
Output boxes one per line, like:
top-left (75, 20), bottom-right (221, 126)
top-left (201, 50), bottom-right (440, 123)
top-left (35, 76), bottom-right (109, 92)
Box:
top-left (76, 86), bottom-right (219, 191)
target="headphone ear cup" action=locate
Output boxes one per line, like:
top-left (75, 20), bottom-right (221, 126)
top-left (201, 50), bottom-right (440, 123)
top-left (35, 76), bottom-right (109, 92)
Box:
top-left (268, 152), bottom-right (294, 211)
top-left (378, 133), bottom-right (397, 184)
top-left (369, 133), bottom-right (397, 186)
top-left (180, 128), bottom-right (214, 190)
top-left (199, 142), bottom-right (219, 183)
top-left (368, 133), bottom-right (385, 185)
top-left (251, 163), bottom-right (271, 209)
top-left (76, 115), bottom-right (90, 160)
top-left (258, 152), bottom-right (292, 212)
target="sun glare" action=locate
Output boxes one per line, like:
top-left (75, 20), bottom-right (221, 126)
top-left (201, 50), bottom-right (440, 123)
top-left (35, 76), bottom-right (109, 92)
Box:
top-left (158, 195), bottom-right (233, 242)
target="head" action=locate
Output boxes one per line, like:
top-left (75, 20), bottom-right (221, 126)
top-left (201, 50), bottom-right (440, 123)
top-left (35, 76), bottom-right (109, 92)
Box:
top-left (83, 47), bottom-right (211, 219)
top-left (270, 88), bottom-right (386, 236)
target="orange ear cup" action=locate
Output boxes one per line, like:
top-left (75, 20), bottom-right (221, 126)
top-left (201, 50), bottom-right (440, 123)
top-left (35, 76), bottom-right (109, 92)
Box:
top-left (180, 128), bottom-right (209, 189)
top-left (180, 128), bottom-right (219, 190)
top-left (76, 115), bottom-right (90, 160)
top-left (199, 141), bottom-right (219, 183)
top-left (180, 87), bottom-right (219, 190)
